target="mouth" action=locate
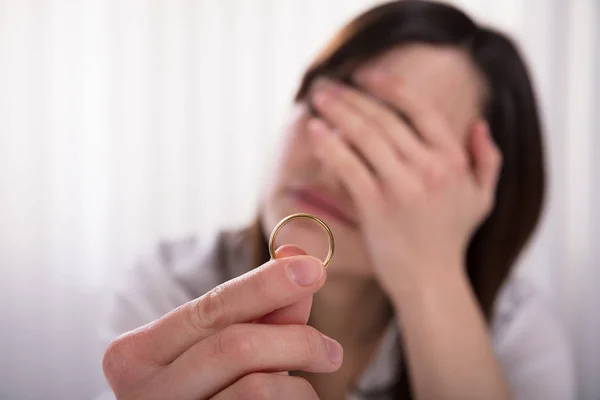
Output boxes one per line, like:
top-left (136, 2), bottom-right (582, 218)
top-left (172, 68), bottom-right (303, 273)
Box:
top-left (288, 185), bottom-right (357, 227)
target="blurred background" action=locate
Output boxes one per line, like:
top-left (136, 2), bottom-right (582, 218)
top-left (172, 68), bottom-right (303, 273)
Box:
top-left (0, 0), bottom-right (598, 399)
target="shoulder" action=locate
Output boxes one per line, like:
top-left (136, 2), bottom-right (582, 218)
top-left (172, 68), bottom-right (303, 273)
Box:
top-left (490, 275), bottom-right (576, 399)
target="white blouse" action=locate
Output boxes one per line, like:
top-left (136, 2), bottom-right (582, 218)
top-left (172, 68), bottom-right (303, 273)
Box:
top-left (96, 231), bottom-right (576, 399)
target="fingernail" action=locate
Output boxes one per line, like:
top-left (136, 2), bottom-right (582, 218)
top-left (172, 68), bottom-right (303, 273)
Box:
top-left (286, 257), bottom-right (323, 286)
top-left (314, 90), bottom-right (331, 107)
top-left (322, 335), bottom-right (343, 364)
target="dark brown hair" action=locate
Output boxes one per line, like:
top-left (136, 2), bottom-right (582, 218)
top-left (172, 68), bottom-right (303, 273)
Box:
top-left (252, 0), bottom-right (546, 397)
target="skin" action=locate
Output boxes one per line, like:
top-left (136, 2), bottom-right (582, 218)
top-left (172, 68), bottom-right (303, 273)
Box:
top-left (103, 246), bottom-right (336, 399)
top-left (261, 44), bottom-right (509, 399)
top-left (102, 44), bottom-right (510, 399)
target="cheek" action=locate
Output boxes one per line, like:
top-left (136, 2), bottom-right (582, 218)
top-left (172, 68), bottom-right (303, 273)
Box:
top-left (276, 120), bottom-right (315, 175)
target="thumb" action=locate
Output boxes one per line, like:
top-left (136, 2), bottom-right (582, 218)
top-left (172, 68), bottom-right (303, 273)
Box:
top-left (470, 120), bottom-right (502, 194)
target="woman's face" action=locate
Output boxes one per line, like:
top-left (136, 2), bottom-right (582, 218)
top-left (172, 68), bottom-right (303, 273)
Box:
top-left (260, 44), bottom-right (485, 276)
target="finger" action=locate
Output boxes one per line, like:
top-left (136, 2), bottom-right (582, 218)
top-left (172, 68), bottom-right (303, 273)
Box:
top-left (273, 244), bottom-right (307, 258)
top-left (117, 254), bottom-right (326, 366)
top-left (258, 295), bottom-right (313, 325)
top-left (259, 245), bottom-right (314, 325)
top-left (356, 69), bottom-right (461, 154)
top-left (162, 323), bottom-right (342, 399)
top-left (470, 120), bottom-right (502, 194)
top-left (307, 117), bottom-right (383, 213)
top-left (311, 80), bottom-right (407, 188)
top-left (314, 77), bottom-right (430, 167)
top-left (210, 373), bottom-right (318, 400)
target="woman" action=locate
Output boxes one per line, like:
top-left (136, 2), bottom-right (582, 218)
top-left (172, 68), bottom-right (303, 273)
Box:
top-left (100, 1), bottom-right (574, 399)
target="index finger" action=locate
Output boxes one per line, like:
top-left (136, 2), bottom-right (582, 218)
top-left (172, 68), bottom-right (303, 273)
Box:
top-left (355, 69), bottom-right (459, 152)
top-left (125, 247), bottom-right (325, 366)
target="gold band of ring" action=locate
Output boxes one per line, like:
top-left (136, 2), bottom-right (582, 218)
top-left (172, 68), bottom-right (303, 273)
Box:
top-left (268, 213), bottom-right (335, 268)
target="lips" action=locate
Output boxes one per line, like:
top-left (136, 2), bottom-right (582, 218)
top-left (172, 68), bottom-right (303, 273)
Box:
top-left (289, 185), bottom-right (357, 227)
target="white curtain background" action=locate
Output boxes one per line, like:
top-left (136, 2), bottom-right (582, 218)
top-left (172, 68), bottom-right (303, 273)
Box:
top-left (0, 1), bottom-right (598, 399)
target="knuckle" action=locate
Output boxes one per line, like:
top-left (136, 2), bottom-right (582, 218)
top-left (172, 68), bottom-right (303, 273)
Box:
top-left (102, 338), bottom-right (125, 381)
top-left (218, 324), bottom-right (261, 360)
top-left (404, 189), bottom-right (424, 208)
top-left (452, 152), bottom-right (468, 172)
top-left (102, 333), bottom-right (138, 385)
top-left (249, 272), bottom-right (274, 301)
top-left (188, 285), bottom-right (229, 331)
top-left (400, 186), bottom-right (426, 209)
top-left (401, 181), bottom-right (426, 205)
top-left (237, 373), bottom-right (278, 400)
top-left (481, 193), bottom-right (496, 215)
top-left (423, 163), bottom-right (445, 186)
top-left (300, 326), bottom-right (322, 364)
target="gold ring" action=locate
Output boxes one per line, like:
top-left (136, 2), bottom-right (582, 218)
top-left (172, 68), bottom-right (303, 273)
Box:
top-left (269, 213), bottom-right (335, 268)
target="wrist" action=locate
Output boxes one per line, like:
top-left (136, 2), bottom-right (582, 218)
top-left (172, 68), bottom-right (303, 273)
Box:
top-left (388, 262), bottom-right (469, 314)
